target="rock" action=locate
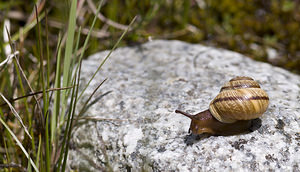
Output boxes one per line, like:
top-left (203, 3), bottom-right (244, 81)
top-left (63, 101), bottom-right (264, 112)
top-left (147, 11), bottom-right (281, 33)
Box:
top-left (68, 40), bottom-right (300, 171)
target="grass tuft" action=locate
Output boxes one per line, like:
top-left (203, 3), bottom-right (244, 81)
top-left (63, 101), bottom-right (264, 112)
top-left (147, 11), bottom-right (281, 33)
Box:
top-left (0, 0), bottom-right (135, 171)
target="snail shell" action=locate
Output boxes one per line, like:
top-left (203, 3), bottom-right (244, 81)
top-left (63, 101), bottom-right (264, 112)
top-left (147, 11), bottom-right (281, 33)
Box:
top-left (209, 76), bottom-right (269, 123)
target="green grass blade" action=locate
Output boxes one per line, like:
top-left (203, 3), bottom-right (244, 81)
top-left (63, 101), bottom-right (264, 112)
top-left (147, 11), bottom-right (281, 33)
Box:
top-left (0, 117), bottom-right (39, 172)
top-left (35, 134), bottom-right (42, 170)
top-left (60, 0), bottom-right (78, 122)
top-left (45, 112), bottom-right (50, 172)
top-left (75, 78), bottom-right (107, 124)
top-left (45, 8), bottom-right (50, 92)
top-left (70, 26), bottom-right (82, 75)
top-left (78, 16), bottom-right (137, 100)
top-left (61, 58), bottom-right (82, 172)
top-left (70, 0), bottom-right (103, 88)
top-left (34, 4), bottom-right (47, 122)
top-left (34, 5), bottom-right (50, 171)
top-left (0, 109), bottom-right (14, 168)
top-left (27, 156), bottom-right (32, 172)
top-left (51, 33), bottom-right (63, 143)
top-left (56, 73), bottom-right (77, 171)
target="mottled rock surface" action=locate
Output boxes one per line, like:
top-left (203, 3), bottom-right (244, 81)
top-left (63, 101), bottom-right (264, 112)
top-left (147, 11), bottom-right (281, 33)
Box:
top-left (68, 40), bottom-right (300, 171)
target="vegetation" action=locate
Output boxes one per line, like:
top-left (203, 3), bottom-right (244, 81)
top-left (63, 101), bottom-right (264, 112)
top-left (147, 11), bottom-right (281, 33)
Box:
top-left (0, 0), bottom-right (299, 171)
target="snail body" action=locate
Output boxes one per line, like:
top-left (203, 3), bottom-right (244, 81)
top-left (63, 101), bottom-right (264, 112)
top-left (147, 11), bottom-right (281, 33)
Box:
top-left (175, 76), bottom-right (269, 138)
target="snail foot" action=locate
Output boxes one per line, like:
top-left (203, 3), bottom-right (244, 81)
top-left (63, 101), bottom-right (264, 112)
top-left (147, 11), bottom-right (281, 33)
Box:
top-left (249, 118), bottom-right (262, 132)
top-left (184, 133), bottom-right (210, 145)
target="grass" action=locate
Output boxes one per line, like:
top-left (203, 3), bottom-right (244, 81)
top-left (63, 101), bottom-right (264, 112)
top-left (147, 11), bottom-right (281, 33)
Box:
top-left (0, 0), bottom-right (135, 171)
top-left (0, 0), bottom-right (300, 171)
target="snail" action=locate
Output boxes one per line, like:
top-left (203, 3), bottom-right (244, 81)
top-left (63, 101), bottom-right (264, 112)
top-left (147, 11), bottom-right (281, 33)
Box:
top-left (175, 76), bottom-right (269, 144)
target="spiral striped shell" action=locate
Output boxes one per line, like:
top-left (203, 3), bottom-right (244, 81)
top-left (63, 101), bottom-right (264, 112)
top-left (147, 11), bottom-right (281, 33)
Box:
top-left (209, 76), bottom-right (269, 123)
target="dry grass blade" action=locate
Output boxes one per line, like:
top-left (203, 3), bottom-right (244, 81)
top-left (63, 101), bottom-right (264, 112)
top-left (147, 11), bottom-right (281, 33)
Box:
top-left (0, 93), bottom-right (31, 139)
top-left (0, 51), bottom-right (19, 68)
top-left (87, 0), bottom-right (129, 31)
top-left (48, 20), bottom-right (110, 38)
top-left (13, 57), bottom-right (44, 128)
top-left (0, 117), bottom-right (39, 172)
top-left (0, 51), bottom-right (19, 73)
top-left (0, 86), bottom-right (73, 107)
top-left (79, 90), bottom-right (112, 114)
top-left (26, 0), bottom-right (46, 24)
top-left (78, 16), bottom-right (137, 100)
top-left (5, 27), bottom-right (45, 129)
top-left (77, 78), bottom-right (107, 116)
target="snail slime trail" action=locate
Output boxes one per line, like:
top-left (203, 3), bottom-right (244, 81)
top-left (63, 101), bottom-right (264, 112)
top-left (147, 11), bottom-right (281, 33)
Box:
top-left (175, 76), bottom-right (269, 145)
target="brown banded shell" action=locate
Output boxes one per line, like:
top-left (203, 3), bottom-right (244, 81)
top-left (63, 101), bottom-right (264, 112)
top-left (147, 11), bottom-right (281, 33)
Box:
top-left (209, 76), bottom-right (269, 123)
